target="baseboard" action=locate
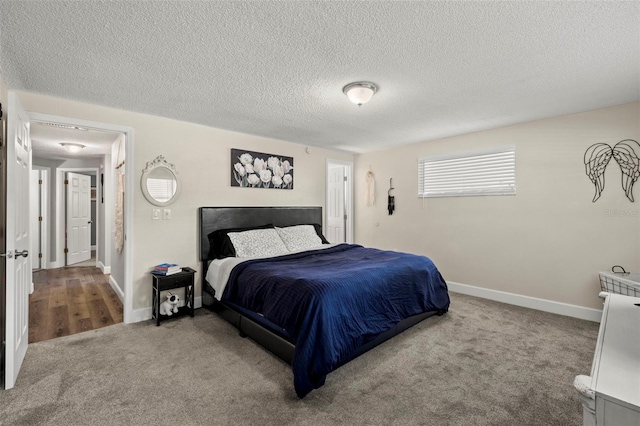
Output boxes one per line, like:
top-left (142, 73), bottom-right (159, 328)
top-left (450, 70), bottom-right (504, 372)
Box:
top-left (129, 296), bottom-right (203, 324)
top-left (130, 307), bottom-right (152, 323)
top-left (98, 261), bottom-right (111, 274)
top-left (108, 275), bottom-right (124, 303)
top-left (129, 281), bottom-right (601, 324)
top-left (447, 281), bottom-right (603, 323)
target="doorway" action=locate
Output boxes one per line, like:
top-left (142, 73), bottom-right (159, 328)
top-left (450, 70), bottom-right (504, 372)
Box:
top-left (326, 159), bottom-right (354, 244)
top-left (60, 169), bottom-right (98, 267)
top-left (30, 166), bottom-right (121, 344)
top-left (30, 167), bottom-right (49, 271)
top-left (28, 112), bottom-right (134, 326)
top-left (29, 168), bottom-right (102, 270)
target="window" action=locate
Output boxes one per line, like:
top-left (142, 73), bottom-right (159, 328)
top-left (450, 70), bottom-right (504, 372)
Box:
top-left (418, 145), bottom-right (516, 198)
top-left (146, 177), bottom-right (177, 202)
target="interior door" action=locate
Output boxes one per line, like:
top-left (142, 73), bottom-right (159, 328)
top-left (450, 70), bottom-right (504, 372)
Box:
top-left (66, 172), bottom-right (91, 265)
top-left (326, 165), bottom-right (346, 243)
top-left (4, 92), bottom-right (31, 390)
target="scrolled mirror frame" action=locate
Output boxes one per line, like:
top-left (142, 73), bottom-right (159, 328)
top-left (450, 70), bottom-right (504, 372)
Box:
top-left (140, 155), bottom-right (182, 207)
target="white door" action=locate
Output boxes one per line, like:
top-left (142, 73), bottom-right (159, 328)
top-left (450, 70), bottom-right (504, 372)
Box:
top-left (30, 169), bottom-right (41, 270)
top-left (327, 165), bottom-right (346, 243)
top-left (66, 172), bottom-right (91, 265)
top-left (4, 92), bottom-right (32, 389)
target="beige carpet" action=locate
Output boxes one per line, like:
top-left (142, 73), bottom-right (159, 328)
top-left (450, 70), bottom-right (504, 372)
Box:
top-left (0, 292), bottom-right (599, 425)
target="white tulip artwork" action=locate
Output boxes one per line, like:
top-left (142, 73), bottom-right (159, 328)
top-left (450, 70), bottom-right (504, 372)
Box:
top-left (231, 148), bottom-right (294, 190)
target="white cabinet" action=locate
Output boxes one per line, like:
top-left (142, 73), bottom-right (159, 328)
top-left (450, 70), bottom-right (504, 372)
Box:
top-left (574, 293), bottom-right (640, 426)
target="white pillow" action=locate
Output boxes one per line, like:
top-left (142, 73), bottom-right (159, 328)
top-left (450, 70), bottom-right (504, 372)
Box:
top-left (276, 225), bottom-right (323, 252)
top-left (228, 228), bottom-right (289, 258)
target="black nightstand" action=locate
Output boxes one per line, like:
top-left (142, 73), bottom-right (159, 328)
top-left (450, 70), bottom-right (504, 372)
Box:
top-left (151, 267), bottom-right (195, 326)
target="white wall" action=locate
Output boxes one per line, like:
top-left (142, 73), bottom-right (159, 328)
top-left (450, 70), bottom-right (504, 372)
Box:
top-left (16, 91), bottom-right (354, 313)
top-left (354, 102), bottom-right (640, 310)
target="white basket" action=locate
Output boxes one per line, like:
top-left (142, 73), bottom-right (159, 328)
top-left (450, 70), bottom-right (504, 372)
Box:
top-left (599, 271), bottom-right (640, 297)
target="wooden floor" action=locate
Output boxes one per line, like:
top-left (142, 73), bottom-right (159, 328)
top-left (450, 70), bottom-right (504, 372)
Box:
top-left (30, 266), bottom-right (123, 343)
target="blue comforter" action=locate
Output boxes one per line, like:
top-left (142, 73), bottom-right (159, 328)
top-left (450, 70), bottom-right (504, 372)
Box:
top-left (222, 244), bottom-right (450, 398)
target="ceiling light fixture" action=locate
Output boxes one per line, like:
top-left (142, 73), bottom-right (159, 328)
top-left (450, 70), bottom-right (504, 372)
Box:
top-left (343, 81), bottom-right (378, 106)
top-left (60, 143), bottom-right (85, 153)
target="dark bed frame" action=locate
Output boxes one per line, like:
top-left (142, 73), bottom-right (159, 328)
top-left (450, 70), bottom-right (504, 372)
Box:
top-left (199, 206), bottom-right (440, 367)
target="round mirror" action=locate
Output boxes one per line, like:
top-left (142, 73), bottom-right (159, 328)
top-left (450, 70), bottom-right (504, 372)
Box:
top-left (141, 155), bottom-right (181, 206)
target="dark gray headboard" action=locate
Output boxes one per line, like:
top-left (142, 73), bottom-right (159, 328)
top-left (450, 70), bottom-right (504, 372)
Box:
top-left (198, 206), bottom-right (323, 261)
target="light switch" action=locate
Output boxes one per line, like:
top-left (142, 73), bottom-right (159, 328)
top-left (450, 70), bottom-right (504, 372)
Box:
top-left (163, 209), bottom-right (171, 220)
top-left (152, 208), bottom-right (161, 220)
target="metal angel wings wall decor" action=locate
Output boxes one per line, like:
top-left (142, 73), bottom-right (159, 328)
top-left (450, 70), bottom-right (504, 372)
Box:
top-left (584, 139), bottom-right (640, 202)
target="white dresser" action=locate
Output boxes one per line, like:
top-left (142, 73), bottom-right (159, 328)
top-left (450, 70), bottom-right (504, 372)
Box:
top-left (574, 293), bottom-right (640, 426)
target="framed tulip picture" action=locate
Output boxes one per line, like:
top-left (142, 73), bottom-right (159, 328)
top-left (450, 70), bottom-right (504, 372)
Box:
top-left (231, 148), bottom-right (294, 189)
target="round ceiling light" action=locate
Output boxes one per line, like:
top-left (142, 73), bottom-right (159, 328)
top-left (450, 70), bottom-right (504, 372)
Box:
top-left (60, 143), bottom-right (85, 153)
top-left (343, 81), bottom-right (378, 106)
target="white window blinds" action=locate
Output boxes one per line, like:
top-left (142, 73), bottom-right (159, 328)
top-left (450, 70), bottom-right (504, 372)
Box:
top-left (146, 177), bottom-right (176, 202)
top-left (418, 145), bottom-right (516, 198)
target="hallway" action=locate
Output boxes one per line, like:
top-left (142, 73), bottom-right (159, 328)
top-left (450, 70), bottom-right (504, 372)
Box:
top-left (29, 266), bottom-right (123, 343)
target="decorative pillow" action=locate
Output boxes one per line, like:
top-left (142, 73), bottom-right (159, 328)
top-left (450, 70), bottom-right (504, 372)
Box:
top-left (207, 224), bottom-right (274, 259)
top-left (228, 228), bottom-right (289, 258)
top-left (276, 225), bottom-right (324, 252)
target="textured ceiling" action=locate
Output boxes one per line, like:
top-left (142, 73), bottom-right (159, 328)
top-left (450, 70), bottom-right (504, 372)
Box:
top-left (1, 1), bottom-right (639, 154)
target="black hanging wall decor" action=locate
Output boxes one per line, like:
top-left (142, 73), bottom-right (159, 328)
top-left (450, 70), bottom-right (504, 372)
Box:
top-left (388, 178), bottom-right (395, 215)
top-left (584, 139), bottom-right (639, 202)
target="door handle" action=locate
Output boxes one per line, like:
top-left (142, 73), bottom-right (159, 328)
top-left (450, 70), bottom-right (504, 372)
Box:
top-left (88, 221), bottom-right (92, 224)
top-left (0, 250), bottom-right (27, 258)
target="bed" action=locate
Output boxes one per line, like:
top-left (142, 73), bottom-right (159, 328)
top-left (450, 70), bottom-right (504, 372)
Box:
top-left (199, 206), bottom-right (450, 398)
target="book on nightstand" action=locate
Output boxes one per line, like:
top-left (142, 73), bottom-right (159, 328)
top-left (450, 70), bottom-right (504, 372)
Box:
top-left (152, 263), bottom-right (182, 275)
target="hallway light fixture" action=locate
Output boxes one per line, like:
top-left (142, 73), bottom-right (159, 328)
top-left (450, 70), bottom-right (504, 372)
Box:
top-left (343, 81), bottom-right (378, 106)
top-left (60, 143), bottom-right (85, 153)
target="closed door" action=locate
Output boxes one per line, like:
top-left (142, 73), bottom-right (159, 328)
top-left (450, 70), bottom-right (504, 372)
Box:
top-left (326, 165), bottom-right (346, 243)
